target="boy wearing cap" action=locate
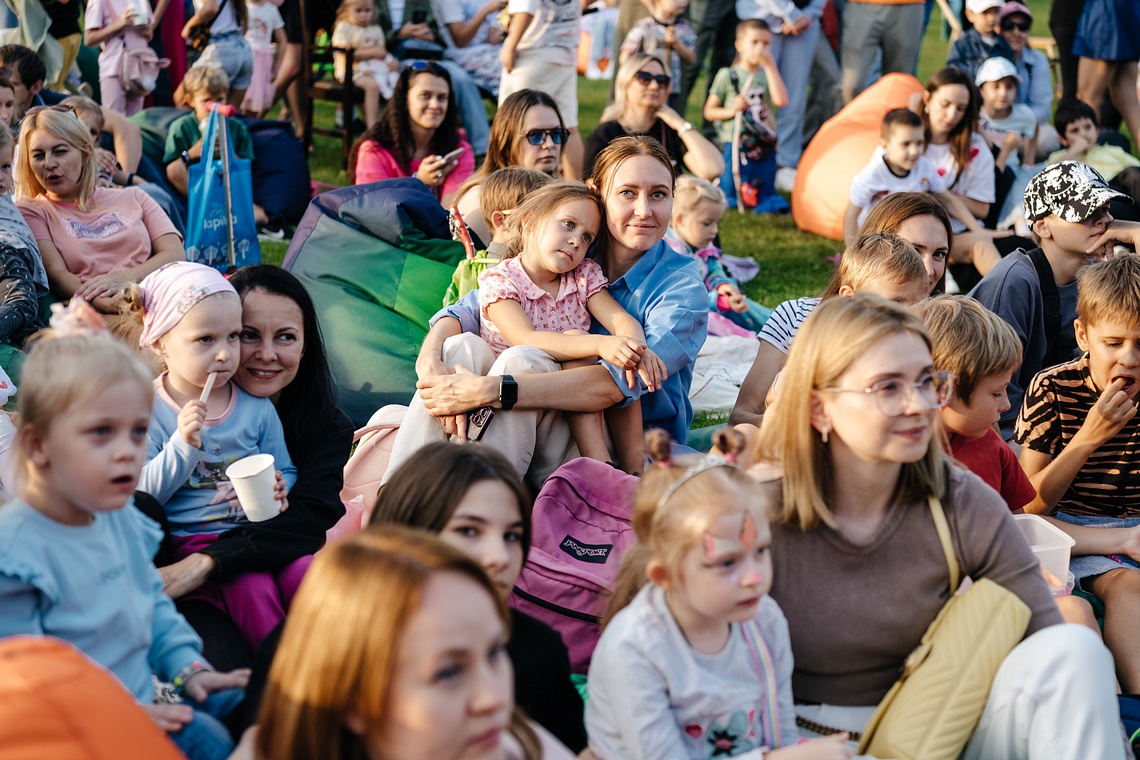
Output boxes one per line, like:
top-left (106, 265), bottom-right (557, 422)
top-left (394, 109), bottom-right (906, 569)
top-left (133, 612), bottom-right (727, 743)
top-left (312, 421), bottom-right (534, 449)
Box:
top-left (1015, 251), bottom-right (1140, 693)
top-left (946, 0), bottom-right (1015, 81)
top-left (977, 56), bottom-right (1037, 174)
top-left (969, 161), bottom-right (1132, 440)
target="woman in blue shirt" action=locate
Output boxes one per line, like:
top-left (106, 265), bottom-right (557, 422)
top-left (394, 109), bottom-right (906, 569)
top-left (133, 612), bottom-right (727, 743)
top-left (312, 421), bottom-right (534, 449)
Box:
top-left (388, 135), bottom-right (708, 488)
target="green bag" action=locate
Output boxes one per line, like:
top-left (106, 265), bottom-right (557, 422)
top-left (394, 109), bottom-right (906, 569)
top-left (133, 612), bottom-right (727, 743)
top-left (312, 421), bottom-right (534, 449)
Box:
top-left (443, 250), bottom-right (502, 307)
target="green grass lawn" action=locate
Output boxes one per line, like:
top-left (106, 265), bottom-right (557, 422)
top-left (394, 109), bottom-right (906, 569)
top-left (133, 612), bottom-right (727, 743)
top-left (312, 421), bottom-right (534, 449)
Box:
top-left (270, 0), bottom-right (1053, 304)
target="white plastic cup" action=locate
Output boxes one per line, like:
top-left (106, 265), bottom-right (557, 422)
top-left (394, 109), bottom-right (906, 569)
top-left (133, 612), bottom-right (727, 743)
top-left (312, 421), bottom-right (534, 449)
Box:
top-left (225, 454), bottom-right (278, 522)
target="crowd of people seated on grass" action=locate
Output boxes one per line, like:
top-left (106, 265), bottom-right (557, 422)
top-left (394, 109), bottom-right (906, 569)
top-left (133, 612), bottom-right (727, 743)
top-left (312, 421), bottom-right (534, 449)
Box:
top-left (5, 0), bottom-right (1140, 756)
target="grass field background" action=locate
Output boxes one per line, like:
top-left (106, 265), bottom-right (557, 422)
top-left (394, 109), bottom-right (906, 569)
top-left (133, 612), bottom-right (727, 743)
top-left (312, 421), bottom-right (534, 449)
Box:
top-left (262, 0), bottom-right (1053, 308)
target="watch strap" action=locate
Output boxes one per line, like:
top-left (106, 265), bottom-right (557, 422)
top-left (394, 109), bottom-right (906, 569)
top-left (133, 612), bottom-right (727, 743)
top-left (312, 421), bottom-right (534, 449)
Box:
top-left (499, 374), bottom-right (518, 411)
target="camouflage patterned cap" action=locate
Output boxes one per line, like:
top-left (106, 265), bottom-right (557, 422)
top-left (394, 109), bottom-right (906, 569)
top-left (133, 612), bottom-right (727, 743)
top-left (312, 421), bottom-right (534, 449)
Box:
top-left (1023, 161), bottom-right (1132, 223)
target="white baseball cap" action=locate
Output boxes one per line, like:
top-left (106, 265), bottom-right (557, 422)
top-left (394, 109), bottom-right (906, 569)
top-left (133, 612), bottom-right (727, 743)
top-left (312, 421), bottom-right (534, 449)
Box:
top-left (967, 0), bottom-right (1003, 13)
top-left (975, 56), bottom-right (1021, 87)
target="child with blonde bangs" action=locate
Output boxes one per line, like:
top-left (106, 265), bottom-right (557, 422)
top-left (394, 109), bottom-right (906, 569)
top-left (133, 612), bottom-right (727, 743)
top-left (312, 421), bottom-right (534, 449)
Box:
top-left (665, 175), bottom-right (772, 335)
top-left (0, 330), bottom-right (248, 760)
top-left (330, 0), bottom-right (399, 128)
top-left (479, 180), bottom-right (666, 473)
top-left (126, 261), bottom-right (299, 657)
top-left (587, 429), bottom-right (853, 760)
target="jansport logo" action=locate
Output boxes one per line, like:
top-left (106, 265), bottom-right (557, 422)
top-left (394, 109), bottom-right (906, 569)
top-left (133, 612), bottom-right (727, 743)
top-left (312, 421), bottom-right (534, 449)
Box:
top-left (559, 535), bottom-right (612, 564)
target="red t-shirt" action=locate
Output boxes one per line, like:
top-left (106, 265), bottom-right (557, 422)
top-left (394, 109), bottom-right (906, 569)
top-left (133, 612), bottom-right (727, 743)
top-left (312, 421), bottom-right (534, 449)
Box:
top-left (948, 428), bottom-right (1037, 511)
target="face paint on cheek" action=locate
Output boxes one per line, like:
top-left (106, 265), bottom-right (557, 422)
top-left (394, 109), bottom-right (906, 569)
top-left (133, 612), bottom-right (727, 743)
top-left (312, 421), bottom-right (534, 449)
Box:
top-left (740, 512), bottom-right (757, 547)
top-left (703, 532), bottom-right (717, 561)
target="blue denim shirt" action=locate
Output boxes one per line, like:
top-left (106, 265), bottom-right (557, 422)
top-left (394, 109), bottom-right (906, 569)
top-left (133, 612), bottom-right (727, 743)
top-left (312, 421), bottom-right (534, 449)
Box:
top-left (432, 240), bottom-right (708, 443)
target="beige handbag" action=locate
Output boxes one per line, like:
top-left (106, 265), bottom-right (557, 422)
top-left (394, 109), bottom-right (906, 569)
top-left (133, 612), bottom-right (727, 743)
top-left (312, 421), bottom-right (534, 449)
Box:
top-left (858, 497), bottom-right (1032, 760)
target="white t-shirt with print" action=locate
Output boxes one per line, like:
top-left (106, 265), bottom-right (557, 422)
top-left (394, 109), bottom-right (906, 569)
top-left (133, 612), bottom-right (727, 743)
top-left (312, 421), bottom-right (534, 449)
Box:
top-left (924, 132), bottom-right (995, 232)
top-left (849, 147), bottom-right (949, 230)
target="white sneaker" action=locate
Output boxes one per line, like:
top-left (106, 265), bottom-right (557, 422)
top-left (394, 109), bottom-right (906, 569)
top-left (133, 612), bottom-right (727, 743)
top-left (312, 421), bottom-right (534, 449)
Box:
top-left (775, 167), bottom-right (796, 194)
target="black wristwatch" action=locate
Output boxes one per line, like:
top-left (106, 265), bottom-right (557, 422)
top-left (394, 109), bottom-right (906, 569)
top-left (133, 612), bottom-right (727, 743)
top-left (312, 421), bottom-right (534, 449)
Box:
top-left (499, 374), bottom-right (517, 411)
top-left (180, 150), bottom-right (195, 166)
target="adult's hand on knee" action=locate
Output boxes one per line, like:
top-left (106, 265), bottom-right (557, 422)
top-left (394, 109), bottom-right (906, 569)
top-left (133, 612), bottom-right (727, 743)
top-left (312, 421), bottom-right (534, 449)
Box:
top-left (418, 365), bottom-right (497, 416)
top-left (160, 553), bottom-right (217, 599)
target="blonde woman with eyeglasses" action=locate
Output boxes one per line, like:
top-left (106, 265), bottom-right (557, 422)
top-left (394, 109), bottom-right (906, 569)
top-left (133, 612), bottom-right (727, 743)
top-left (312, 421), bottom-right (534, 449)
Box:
top-left (751, 292), bottom-right (1126, 759)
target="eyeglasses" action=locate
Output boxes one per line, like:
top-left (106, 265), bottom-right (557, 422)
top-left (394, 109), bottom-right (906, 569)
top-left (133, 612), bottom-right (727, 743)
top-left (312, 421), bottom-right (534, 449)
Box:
top-left (634, 70), bottom-right (671, 89)
top-left (24, 104), bottom-right (76, 119)
top-left (821, 370), bottom-right (955, 417)
top-left (522, 128), bottom-right (569, 146)
top-left (1000, 19), bottom-right (1031, 32)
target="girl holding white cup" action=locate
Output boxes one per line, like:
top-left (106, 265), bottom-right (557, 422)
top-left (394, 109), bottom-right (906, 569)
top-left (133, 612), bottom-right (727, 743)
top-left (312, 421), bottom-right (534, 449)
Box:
top-left (127, 261), bottom-right (299, 658)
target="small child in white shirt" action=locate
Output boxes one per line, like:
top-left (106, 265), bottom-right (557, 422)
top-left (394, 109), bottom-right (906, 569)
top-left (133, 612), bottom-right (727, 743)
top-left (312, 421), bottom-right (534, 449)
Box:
top-left (844, 108), bottom-right (984, 242)
top-left (331, 0), bottom-right (399, 128)
top-left (976, 56), bottom-right (1039, 234)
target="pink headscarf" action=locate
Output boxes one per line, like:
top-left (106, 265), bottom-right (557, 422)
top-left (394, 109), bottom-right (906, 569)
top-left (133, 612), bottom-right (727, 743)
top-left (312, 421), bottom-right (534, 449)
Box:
top-left (138, 262), bottom-right (236, 349)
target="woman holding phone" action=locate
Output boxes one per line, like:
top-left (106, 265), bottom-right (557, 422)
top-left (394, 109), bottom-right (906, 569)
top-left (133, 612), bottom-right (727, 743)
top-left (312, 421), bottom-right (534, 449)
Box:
top-left (347, 61), bottom-right (474, 206)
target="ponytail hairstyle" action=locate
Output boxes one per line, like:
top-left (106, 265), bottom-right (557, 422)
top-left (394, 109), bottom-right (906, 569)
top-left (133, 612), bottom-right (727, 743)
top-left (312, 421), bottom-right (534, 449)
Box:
top-left (604, 428), bottom-right (777, 626)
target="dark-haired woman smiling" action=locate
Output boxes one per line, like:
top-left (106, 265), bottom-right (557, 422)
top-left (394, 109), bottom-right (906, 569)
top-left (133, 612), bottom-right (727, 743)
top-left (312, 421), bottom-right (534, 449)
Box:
top-left (157, 265), bottom-right (353, 666)
top-left (349, 61), bottom-right (474, 206)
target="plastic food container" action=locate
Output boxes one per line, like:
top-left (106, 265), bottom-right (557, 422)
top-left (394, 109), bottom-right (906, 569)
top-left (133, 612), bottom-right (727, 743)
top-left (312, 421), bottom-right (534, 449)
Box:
top-left (1013, 514), bottom-right (1075, 584)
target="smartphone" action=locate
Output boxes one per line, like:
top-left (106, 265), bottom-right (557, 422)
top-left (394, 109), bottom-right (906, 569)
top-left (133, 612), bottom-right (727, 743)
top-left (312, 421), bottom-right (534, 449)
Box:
top-left (466, 406), bottom-right (495, 441)
top-left (440, 147), bottom-right (465, 166)
top-left (412, 9), bottom-right (427, 23)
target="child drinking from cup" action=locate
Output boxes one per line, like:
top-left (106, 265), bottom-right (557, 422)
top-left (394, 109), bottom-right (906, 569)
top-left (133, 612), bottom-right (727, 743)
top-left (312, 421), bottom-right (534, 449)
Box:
top-left (128, 261), bottom-right (299, 657)
top-left (0, 330), bottom-right (248, 760)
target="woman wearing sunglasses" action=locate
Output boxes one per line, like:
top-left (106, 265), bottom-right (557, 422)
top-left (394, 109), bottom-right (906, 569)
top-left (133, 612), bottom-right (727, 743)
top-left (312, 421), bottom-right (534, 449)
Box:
top-left (998, 2), bottom-right (1058, 158)
top-left (455, 89), bottom-right (567, 246)
top-left (14, 105), bottom-right (183, 324)
top-left (582, 53), bottom-right (723, 182)
top-left (750, 292), bottom-right (1125, 758)
top-left (348, 61), bottom-right (474, 207)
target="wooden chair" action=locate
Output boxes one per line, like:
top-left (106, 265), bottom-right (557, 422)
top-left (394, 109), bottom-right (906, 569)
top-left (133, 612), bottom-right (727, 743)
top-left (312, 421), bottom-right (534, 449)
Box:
top-left (1029, 36), bottom-right (1064, 100)
top-left (299, 0), bottom-right (361, 169)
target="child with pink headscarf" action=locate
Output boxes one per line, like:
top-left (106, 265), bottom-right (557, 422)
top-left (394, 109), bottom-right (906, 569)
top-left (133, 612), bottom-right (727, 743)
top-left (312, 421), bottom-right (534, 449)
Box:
top-left (129, 262), bottom-right (301, 656)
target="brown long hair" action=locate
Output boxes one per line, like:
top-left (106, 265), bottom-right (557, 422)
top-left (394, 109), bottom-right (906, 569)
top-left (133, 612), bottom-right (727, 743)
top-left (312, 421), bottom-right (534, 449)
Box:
top-left (255, 528), bottom-right (540, 760)
top-left (369, 442), bottom-right (532, 560)
top-left (859, 192), bottom-right (954, 293)
top-left (921, 67), bottom-right (981, 185)
top-left (456, 89), bottom-right (565, 203)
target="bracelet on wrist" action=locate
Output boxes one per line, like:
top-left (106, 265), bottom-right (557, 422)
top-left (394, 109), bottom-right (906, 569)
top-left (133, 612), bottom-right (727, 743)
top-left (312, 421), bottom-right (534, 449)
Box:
top-left (172, 660), bottom-right (214, 691)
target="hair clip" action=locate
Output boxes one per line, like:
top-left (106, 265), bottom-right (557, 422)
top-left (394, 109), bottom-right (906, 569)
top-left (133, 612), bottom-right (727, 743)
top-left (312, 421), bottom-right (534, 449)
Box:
top-left (723, 452), bottom-right (737, 464)
top-left (655, 454), bottom-right (672, 469)
top-left (656, 456), bottom-right (736, 510)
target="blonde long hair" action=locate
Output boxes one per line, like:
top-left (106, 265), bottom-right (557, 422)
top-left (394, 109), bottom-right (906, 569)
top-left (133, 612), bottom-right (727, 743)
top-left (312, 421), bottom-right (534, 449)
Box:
top-left (16, 107), bottom-right (98, 211)
top-left (255, 528), bottom-right (540, 760)
top-left (756, 294), bottom-right (945, 530)
top-left (602, 52), bottom-right (670, 124)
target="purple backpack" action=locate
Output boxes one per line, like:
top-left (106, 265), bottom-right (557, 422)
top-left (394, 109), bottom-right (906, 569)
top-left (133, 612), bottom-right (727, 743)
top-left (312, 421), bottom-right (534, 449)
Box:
top-left (510, 458), bottom-right (638, 674)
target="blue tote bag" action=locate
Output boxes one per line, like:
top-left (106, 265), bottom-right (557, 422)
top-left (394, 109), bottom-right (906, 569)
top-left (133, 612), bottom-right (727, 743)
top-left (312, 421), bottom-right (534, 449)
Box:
top-left (184, 108), bottom-right (261, 272)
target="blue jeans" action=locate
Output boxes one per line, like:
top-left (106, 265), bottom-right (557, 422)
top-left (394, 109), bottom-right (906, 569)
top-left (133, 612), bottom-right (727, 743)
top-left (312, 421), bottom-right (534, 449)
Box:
top-left (437, 60), bottom-right (490, 156)
top-left (769, 22), bottom-right (821, 169)
top-left (170, 688), bottom-right (244, 760)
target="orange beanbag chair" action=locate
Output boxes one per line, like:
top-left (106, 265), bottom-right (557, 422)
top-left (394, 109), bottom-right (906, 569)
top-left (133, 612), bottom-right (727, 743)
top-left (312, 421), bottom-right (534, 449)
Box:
top-left (792, 73), bottom-right (925, 241)
top-left (0, 637), bottom-right (183, 760)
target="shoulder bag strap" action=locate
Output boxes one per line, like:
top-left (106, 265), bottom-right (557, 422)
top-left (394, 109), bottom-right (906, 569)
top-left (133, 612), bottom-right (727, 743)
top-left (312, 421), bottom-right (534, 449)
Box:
top-left (742, 621), bottom-right (782, 750)
top-left (926, 496), bottom-right (960, 593)
top-left (1027, 248), bottom-right (1063, 366)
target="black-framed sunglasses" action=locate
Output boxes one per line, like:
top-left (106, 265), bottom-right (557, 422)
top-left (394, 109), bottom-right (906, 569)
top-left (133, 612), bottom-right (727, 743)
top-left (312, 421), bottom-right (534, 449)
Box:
top-left (634, 70), bottom-right (671, 89)
top-left (1000, 19), bottom-right (1031, 32)
top-left (522, 128), bottom-right (569, 146)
